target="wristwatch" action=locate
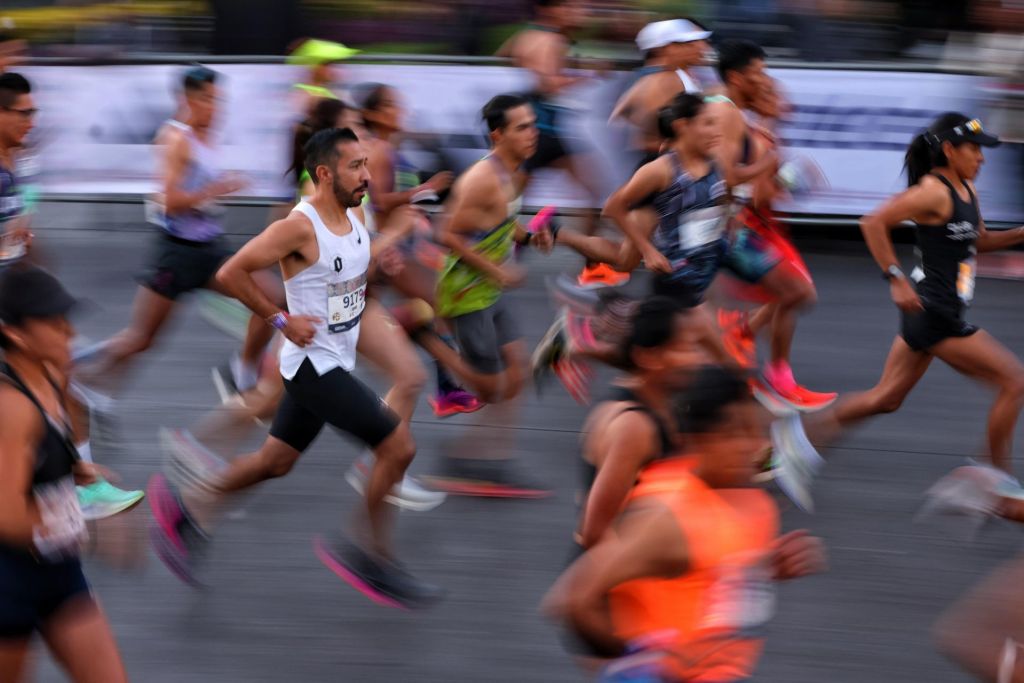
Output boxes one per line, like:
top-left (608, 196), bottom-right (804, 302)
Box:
top-left (882, 264), bottom-right (904, 281)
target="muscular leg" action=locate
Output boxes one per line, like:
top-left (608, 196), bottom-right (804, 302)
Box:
top-left (0, 639), bottom-right (31, 683)
top-left (931, 331), bottom-right (1024, 474)
top-left (752, 260), bottom-right (816, 366)
top-left (357, 300), bottom-right (428, 424)
top-left (42, 597), bottom-right (127, 683)
top-left (84, 286), bottom-right (177, 389)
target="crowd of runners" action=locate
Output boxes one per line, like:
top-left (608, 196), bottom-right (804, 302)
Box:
top-left (2, 1), bottom-right (1024, 681)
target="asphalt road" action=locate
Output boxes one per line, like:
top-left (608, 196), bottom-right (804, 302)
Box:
top-left (23, 224), bottom-right (1024, 683)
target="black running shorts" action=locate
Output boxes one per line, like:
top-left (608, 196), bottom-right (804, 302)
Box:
top-left (139, 232), bottom-right (232, 301)
top-left (269, 358), bottom-right (400, 453)
top-left (900, 308), bottom-right (978, 352)
top-left (0, 546), bottom-right (91, 638)
top-left (448, 298), bottom-right (522, 374)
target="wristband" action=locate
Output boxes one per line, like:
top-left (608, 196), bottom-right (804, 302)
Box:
top-left (267, 311), bottom-right (289, 330)
top-left (516, 232), bottom-right (533, 247)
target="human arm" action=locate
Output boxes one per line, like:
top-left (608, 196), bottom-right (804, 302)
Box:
top-left (860, 178), bottom-right (950, 312)
top-left (545, 502), bottom-right (690, 656)
top-left (579, 412), bottom-right (659, 548)
top-left (162, 132), bottom-right (245, 214)
top-left (215, 215), bottom-right (320, 345)
top-left (0, 387), bottom-right (45, 548)
top-left (771, 529), bottom-right (827, 580)
top-left (602, 160), bottom-right (672, 273)
top-left (710, 104), bottom-right (778, 190)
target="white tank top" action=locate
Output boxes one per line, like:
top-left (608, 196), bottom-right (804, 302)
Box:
top-left (279, 201), bottom-right (370, 379)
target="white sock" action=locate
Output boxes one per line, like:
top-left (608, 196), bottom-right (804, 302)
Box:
top-left (76, 441), bottom-right (93, 463)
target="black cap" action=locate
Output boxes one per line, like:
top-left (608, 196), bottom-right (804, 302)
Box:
top-left (0, 264), bottom-right (77, 324)
top-left (931, 118), bottom-right (1000, 148)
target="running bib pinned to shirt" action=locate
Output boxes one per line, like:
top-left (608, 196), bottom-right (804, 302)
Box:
top-left (327, 274), bottom-right (367, 333)
top-left (957, 257), bottom-right (976, 304)
top-left (34, 476), bottom-right (87, 561)
top-left (679, 206), bottom-right (727, 251)
top-left (700, 555), bottom-right (777, 636)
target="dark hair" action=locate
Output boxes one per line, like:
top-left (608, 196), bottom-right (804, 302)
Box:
top-left (672, 364), bottom-right (751, 434)
top-left (0, 72), bottom-right (30, 109)
top-left (290, 98), bottom-right (348, 181)
top-left (904, 112), bottom-right (973, 187)
top-left (617, 296), bottom-right (686, 370)
top-left (182, 64), bottom-right (218, 93)
top-left (716, 39), bottom-right (765, 83)
top-left (535, 0), bottom-right (568, 7)
top-left (657, 92), bottom-right (705, 140)
top-left (362, 83), bottom-right (392, 114)
top-left (482, 93), bottom-right (530, 133)
top-left (303, 127), bottom-right (359, 185)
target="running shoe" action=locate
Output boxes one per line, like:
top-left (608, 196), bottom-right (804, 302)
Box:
top-left (77, 479), bottom-right (145, 521)
top-left (547, 273), bottom-right (602, 313)
top-left (717, 309), bottom-right (757, 369)
top-left (750, 377), bottom-right (795, 417)
top-left (531, 311), bottom-right (594, 405)
top-left (312, 535), bottom-right (444, 609)
top-left (751, 447), bottom-right (779, 484)
top-left (147, 473), bottom-right (208, 587)
top-left (159, 427), bottom-right (228, 495)
top-left (344, 453), bottom-right (447, 512)
top-left (428, 388), bottom-right (484, 418)
top-left (578, 262), bottom-right (630, 289)
top-left (196, 291), bottom-right (251, 341)
top-left (770, 414), bottom-right (824, 513)
top-left (916, 464), bottom-right (1004, 538)
top-left (423, 458), bottom-right (551, 499)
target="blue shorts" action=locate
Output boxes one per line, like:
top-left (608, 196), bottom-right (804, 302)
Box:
top-left (0, 546), bottom-right (91, 638)
top-left (725, 225), bottom-right (784, 284)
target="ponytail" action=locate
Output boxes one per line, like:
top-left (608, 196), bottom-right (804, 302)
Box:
top-left (904, 133), bottom-right (940, 188)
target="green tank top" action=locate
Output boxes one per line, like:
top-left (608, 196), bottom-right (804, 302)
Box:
top-left (436, 156), bottom-right (522, 317)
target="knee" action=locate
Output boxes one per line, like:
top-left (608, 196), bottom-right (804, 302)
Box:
top-left (872, 389), bottom-right (905, 415)
top-left (1002, 369), bottom-right (1024, 399)
top-left (395, 361), bottom-right (428, 397)
top-left (778, 277), bottom-right (816, 310)
top-left (377, 427), bottom-right (416, 472)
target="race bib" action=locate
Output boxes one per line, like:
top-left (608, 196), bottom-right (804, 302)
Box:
top-left (34, 476), bottom-right (87, 561)
top-left (700, 556), bottom-right (776, 636)
top-left (957, 258), bottom-right (976, 304)
top-left (679, 206), bottom-right (727, 251)
top-left (327, 274), bottom-right (367, 333)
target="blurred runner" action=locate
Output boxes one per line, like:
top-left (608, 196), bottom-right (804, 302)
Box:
top-left (408, 93), bottom-right (554, 497)
top-left (775, 112), bottom-right (1024, 513)
top-left (149, 128), bottom-right (444, 607)
top-left (572, 298), bottom-right (704, 554)
top-left (610, 19), bottom-right (711, 167)
top-left (546, 364), bottom-right (826, 682)
top-left (0, 265), bottom-right (128, 683)
top-left (500, 0), bottom-right (624, 287)
top-left (705, 40), bottom-right (834, 411)
top-left (72, 66), bottom-right (276, 428)
top-left (287, 38), bottom-right (360, 117)
top-left (358, 83), bottom-right (482, 418)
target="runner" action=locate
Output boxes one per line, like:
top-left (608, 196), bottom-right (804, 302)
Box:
top-left (73, 65), bottom-right (276, 412)
top-left (0, 72), bottom-right (33, 260)
top-left (287, 38), bottom-right (360, 117)
top-left (572, 297), bottom-right (704, 553)
top-left (404, 93), bottom-right (554, 496)
top-left (148, 127), bottom-right (443, 606)
top-left (610, 18), bottom-right (711, 167)
top-left (705, 39), bottom-right (835, 411)
top-left (0, 264), bottom-right (128, 683)
top-left (545, 364), bottom-right (827, 682)
top-left (500, 0), bottom-right (625, 287)
top-left (358, 82), bottom-right (482, 417)
top-left (774, 112), bottom-right (1024, 512)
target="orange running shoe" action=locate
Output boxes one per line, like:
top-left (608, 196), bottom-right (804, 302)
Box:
top-left (577, 262), bottom-right (630, 289)
top-left (718, 309), bottom-right (757, 369)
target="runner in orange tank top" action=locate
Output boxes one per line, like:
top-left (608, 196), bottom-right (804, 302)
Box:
top-left (546, 365), bottom-right (827, 682)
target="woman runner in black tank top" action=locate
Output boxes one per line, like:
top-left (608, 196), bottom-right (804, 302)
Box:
top-left (0, 265), bottom-right (128, 682)
top-left (572, 298), bottom-right (704, 554)
top-left (782, 113), bottom-right (1024, 513)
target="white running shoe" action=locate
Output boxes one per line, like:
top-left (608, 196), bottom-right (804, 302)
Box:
top-left (770, 414), bottom-right (824, 513)
top-left (345, 453), bottom-right (447, 512)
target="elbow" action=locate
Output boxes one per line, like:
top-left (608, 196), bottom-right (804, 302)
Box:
top-left (859, 215), bottom-right (882, 238)
top-left (214, 260), bottom-right (238, 296)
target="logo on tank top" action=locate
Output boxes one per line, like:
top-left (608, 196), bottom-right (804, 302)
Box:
top-left (946, 221), bottom-right (978, 242)
top-left (333, 256), bottom-right (343, 273)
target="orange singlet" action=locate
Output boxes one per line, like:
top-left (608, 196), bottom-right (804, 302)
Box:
top-left (610, 459), bottom-right (779, 682)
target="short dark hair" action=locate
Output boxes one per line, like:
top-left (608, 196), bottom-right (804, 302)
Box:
top-left (303, 127), bottom-right (359, 185)
top-left (618, 296), bottom-right (686, 370)
top-left (482, 93), bottom-right (530, 133)
top-left (182, 64), bottom-right (218, 93)
top-left (716, 39), bottom-right (765, 83)
top-left (672, 364), bottom-right (752, 434)
top-left (657, 92), bottom-right (705, 139)
top-left (0, 72), bottom-right (30, 109)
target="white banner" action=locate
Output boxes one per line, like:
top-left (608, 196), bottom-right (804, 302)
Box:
top-left (17, 63), bottom-right (1023, 222)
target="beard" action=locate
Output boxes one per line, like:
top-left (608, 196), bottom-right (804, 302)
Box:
top-left (331, 175), bottom-right (366, 208)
